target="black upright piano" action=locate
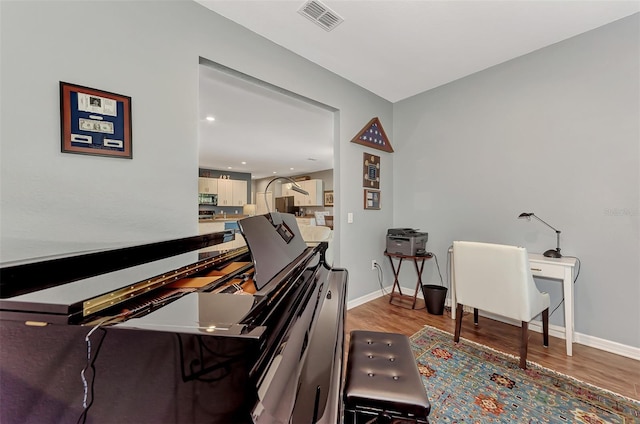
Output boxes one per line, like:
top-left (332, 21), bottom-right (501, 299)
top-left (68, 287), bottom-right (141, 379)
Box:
top-left (0, 212), bottom-right (348, 424)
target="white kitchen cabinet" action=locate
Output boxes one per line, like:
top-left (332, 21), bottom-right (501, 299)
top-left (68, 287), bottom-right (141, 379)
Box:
top-left (231, 180), bottom-right (247, 207)
top-left (215, 179), bottom-right (247, 207)
top-left (217, 180), bottom-right (233, 206)
top-left (255, 191), bottom-right (273, 215)
top-left (198, 221), bottom-right (225, 234)
top-left (299, 179), bottom-right (323, 206)
top-left (285, 179), bottom-right (324, 206)
top-left (198, 177), bottom-right (218, 194)
top-left (281, 183), bottom-right (295, 199)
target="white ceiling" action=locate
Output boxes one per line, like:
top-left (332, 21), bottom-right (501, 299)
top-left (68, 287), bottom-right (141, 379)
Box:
top-left (196, 0), bottom-right (639, 180)
top-left (198, 64), bottom-right (335, 180)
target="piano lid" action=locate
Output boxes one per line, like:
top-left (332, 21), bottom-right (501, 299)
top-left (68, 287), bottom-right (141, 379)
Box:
top-left (0, 251), bottom-right (205, 315)
top-left (0, 230), bottom-right (235, 299)
top-left (114, 291), bottom-right (267, 338)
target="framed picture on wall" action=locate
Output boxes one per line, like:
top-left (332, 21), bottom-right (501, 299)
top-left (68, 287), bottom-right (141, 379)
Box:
top-left (60, 82), bottom-right (132, 159)
top-left (364, 189), bottom-right (380, 210)
top-left (363, 153), bottom-right (380, 189)
top-left (324, 190), bottom-right (334, 206)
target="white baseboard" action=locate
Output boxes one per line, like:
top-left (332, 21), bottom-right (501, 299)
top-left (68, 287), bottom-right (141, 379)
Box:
top-left (574, 333), bottom-right (640, 361)
top-left (347, 288), bottom-right (388, 309)
top-left (348, 287), bottom-right (640, 361)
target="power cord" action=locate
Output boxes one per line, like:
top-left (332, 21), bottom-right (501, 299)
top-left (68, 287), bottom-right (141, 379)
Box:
top-left (547, 256), bottom-right (581, 318)
top-left (425, 251), bottom-right (446, 288)
top-left (76, 319), bottom-right (110, 424)
top-left (374, 252), bottom-right (446, 299)
top-left (373, 261), bottom-right (388, 296)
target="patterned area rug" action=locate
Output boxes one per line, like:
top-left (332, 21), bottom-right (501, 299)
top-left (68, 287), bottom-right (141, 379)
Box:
top-left (410, 325), bottom-right (640, 423)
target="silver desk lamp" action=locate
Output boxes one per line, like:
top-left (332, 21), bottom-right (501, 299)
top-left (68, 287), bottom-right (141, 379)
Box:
top-left (518, 212), bottom-right (562, 258)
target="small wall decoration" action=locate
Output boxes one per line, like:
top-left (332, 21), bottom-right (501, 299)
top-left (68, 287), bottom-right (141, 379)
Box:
top-left (351, 117), bottom-right (393, 153)
top-left (364, 189), bottom-right (381, 210)
top-left (363, 153), bottom-right (380, 189)
top-left (60, 82), bottom-right (132, 159)
top-left (324, 190), bottom-right (334, 206)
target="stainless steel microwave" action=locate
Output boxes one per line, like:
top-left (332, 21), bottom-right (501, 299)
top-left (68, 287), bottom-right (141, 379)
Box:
top-left (199, 193), bottom-right (218, 205)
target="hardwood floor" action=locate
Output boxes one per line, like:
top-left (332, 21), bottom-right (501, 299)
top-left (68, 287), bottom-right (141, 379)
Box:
top-left (346, 294), bottom-right (640, 401)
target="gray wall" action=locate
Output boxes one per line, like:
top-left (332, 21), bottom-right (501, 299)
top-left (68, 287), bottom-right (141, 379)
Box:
top-left (0, 0), bottom-right (393, 301)
top-left (393, 15), bottom-right (639, 348)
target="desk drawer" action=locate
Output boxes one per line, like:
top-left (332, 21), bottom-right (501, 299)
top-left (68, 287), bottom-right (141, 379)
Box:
top-left (529, 261), bottom-right (565, 280)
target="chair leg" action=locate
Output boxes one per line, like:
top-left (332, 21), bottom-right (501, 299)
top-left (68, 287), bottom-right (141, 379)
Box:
top-left (542, 308), bottom-right (549, 348)
top-left (473, 308), bottom-right (479, 326)
top-left (520, 321), bottom-right (528, 369)
top-left (454, 304), bottom-right (463, 342)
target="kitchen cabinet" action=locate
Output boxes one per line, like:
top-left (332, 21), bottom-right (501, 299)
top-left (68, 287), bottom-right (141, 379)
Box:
top-left (232, 180), bottom-right (248, 207)
top-left (198, 177), bottom-right (218, 194)
top-left (216, 180), bottom-right (232, 205)
top-left (198, 221), bottom-right (225, 234)
top-left (255, 191), bottom-right (269, 215)
top-left (300, 179), bottom-right (323, 206)
top-left (284, 179), bottom-right (324, 207)
top-left (281, 184), bottom-right (294, 199)
top-left (198, 220), bottom-right (245, 249)
top-left (217, 179), bottom-right (247, 207)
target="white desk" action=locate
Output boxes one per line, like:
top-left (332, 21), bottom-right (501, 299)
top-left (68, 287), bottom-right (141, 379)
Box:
top-left (449, 251), bottom-right (577, 356)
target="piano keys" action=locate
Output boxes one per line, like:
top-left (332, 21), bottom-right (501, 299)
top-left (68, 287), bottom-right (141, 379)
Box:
top-left (0, 212), bottom-right (347, 424)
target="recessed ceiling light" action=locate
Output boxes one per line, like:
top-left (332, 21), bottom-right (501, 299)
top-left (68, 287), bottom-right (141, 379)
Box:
top-left (206, 116), bottom-right (215, 122)
top-left (227, 166), bottom-right (232, 169)
top-left (273, 171), bottom-right (277, 174)
top-left (241, 161), bottom-right (247, 165)
top-left (290, 167), bottom-right (294, 170)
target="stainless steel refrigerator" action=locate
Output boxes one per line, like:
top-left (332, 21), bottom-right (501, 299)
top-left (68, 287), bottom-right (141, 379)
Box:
top-left (275, 196), bottom-right (297, 214)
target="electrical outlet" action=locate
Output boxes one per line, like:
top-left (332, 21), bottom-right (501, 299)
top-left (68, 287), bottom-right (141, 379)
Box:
top-left (371, 259), bottom-right (378, 270)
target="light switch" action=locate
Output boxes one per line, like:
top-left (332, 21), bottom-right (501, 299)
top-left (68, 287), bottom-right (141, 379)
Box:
top-left (347, 212), bottom-right (353, 223)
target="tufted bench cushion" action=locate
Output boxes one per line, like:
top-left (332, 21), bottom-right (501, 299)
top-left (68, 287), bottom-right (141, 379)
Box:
top-left (344, 330), bottom-right (430, 423)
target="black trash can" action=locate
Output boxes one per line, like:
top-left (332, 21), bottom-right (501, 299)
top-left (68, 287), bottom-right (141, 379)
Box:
top-left (422, 285), bottom-right (448, 315)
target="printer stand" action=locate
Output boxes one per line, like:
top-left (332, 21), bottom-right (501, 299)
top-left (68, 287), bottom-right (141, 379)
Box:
top-left (384, 251), bottom-right (433, 309)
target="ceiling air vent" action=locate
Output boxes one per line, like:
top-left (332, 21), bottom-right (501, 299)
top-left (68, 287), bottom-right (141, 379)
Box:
top-left (298, 0), bottom-right (344, 32)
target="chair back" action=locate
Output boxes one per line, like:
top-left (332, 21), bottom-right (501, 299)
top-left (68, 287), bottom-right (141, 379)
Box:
top-left (452, 241), bottom-right (546, 322)
top-left (298, 224), bottom-right (334, 265)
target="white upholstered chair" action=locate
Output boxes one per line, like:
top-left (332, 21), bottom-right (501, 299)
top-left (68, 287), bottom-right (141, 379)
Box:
top-left (298, 224), bottom-right (333, 265)
top-left (452, 241), bottom-right (550, 369)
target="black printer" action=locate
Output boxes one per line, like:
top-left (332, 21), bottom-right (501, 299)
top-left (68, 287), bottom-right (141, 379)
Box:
top-left (386, 228), bottom-right (428, 256)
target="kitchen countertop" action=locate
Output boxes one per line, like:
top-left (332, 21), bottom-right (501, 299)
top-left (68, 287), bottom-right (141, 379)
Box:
top-left (199, 214), bottom-right (318, 223)
top-left (198, 215), bottom-right (247, 222)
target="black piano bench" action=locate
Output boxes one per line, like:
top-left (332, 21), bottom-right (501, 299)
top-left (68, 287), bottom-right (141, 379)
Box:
top-left (344, 330), bottom-right (431, 424)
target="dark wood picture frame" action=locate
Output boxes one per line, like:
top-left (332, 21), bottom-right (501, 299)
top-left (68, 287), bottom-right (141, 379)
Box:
top-left (324, 190), bottom-right (334, 206)
top-left (363, 152), bottom-right (380, 189)
top-left (60, 82), bottom-right (132, 159)
top-left (364, 189), bottom-right (381, 210)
